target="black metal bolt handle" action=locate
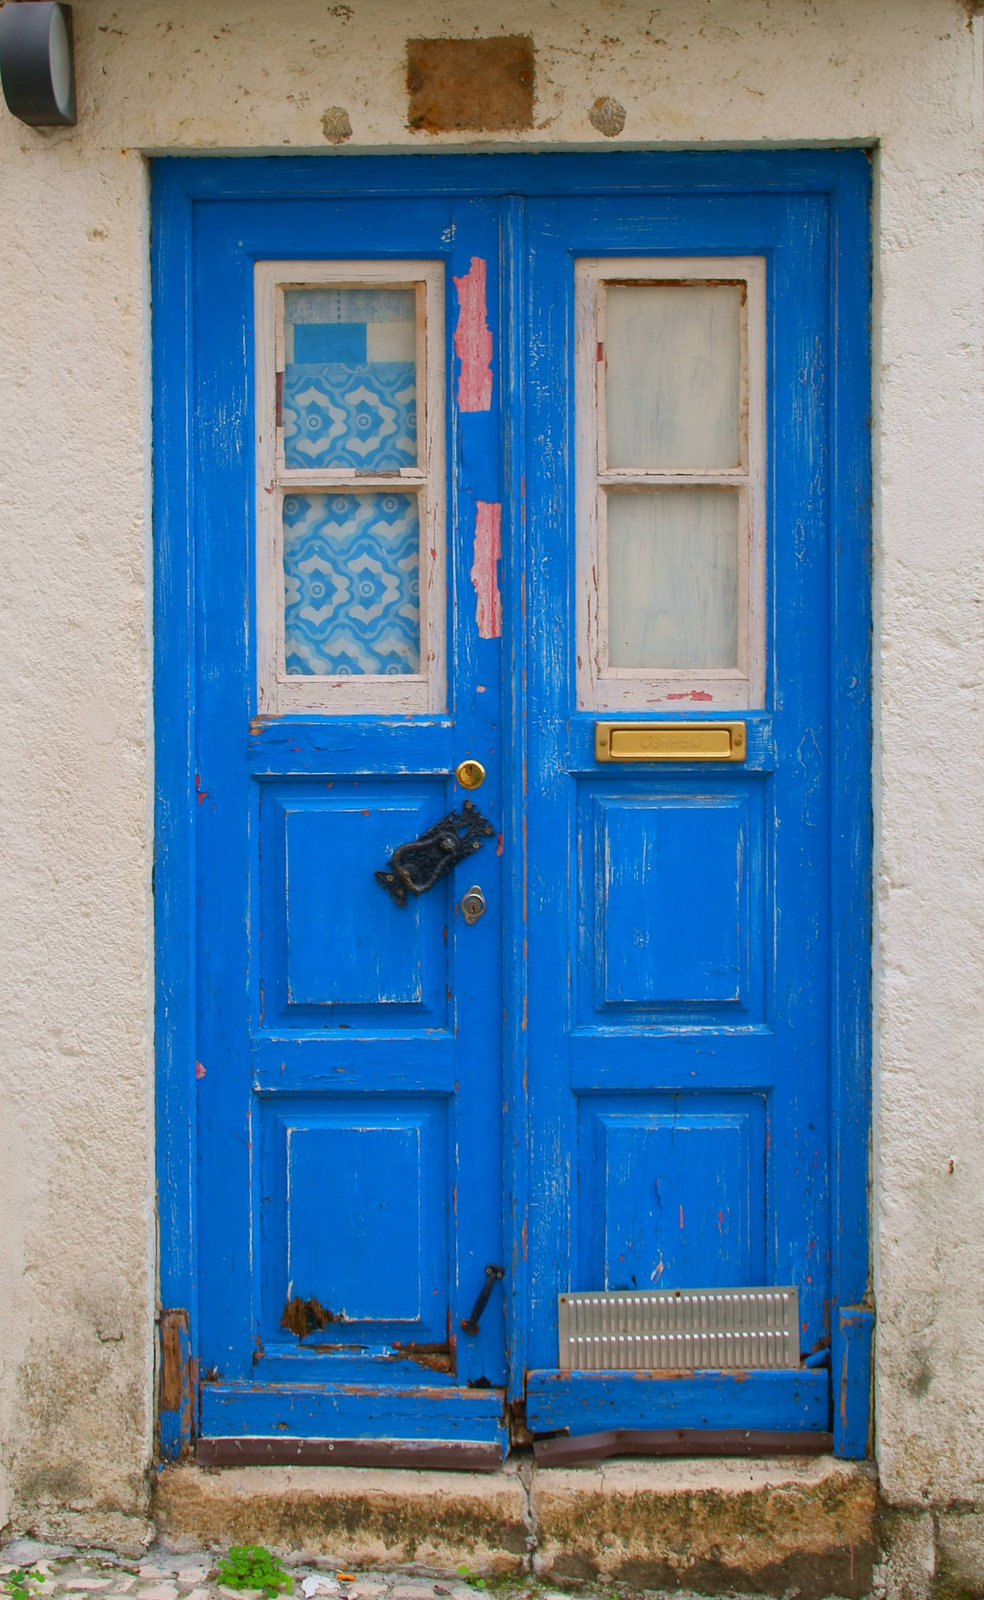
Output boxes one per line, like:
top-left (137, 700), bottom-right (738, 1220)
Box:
top-left (461, 1264), bottom-right (504, 1334)
top-left (375, 800), bottom-right (495, 908)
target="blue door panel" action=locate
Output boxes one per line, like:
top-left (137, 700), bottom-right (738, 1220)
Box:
top-left (592, 796), bottom-right (746, 1007)
top-left (154, 152), bottom-right (872, 1454)
top-left (261, 784), bottom-right (450, 1021)
top-left (520, 183), bottom-right (841, 1407)
top-left (201, 1383), bottom-right (509, 1448)
top-left (578, 1096), bottom-right (767, 1293)
top-left (259, 1097), bottom-right (450, 1344)
top-left (525, 1368), bottom-right (830, 1437)
top-left (188, 191), bottom-right (509, 1416)
top-left (581, 786), bottom-right (762, 1015)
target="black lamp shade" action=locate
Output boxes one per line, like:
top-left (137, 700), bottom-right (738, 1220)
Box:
top-left (0, 2), bottom-right (76, 127)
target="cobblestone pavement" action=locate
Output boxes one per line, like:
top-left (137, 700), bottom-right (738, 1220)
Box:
top-left (0, 1535), bottom-right (887, 1600)
top-left (0, 1540), bottom-right (637, 1600)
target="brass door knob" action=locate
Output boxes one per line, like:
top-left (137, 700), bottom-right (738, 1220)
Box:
top-left (455, 759), bottom-right (486, 790)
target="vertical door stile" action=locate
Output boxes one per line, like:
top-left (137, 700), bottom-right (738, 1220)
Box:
top-left (444, 198), bottom-right (507, 1395)
top-left (501, 193), bottom-right (531, 1406)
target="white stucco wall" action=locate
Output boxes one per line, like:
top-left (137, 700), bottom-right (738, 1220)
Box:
top-left (0, 0), bottom-right (981, 1543)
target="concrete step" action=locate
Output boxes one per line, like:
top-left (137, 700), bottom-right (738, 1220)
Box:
top-left (153, 1456), bottom-right (877, 1596)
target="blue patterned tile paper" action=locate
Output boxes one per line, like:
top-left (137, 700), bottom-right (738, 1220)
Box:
top-left (283, 288), bottom-right (418, 470)
top-left (283, 492), bottom-right (420, 675)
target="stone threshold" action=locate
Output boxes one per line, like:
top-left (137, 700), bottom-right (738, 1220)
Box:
top-left (154, 1456), bottom-right (878, 1598)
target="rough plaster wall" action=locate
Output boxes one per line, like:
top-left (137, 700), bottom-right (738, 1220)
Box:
top-left (0, 139), bottom-right (155, 1546)
top-left (0, 0), bottom-right (981, 1539)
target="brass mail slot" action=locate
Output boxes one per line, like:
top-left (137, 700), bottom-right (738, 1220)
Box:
top-left (595, 721), bottom-right (747, 763)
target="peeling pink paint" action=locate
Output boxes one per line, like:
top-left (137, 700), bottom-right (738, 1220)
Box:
top-left (667, 689), bottom-right (714, 702)
top-left (470, 501), bottom-right (502, 639)
top-left (453, 257), bottom-right (493, 411)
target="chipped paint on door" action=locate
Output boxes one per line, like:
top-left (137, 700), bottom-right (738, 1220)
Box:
top-left (154, 151), bottom-right (872, 1459)
top-left (453, 256), bottom-right (493, 412)
top-left (471, 501), bottom-right (502, 639)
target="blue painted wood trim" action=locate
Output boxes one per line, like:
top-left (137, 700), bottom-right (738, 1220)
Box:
top-left (828, 154), bottom-right (874, 1455)
top-left (247, 718), bottom-right (456, 775)
top-left (833, 1307), bottom-right (874, 1459)
top-left (201, 1383), bottom-right (508, 1449)
top-left (158, 1312), bottom-right (194, 1461)
top-left (526, 1369), bottom-right (830, 1437)
top-left (152, 150), bottom-right (872, 203)
top-left (153, 169), bottom-right (199, 1459)
top-left (501, 194), bottom-right (529, 1407)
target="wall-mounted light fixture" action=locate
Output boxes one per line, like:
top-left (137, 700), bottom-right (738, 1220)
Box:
top-left (0, 2), bottom-right (76, 127)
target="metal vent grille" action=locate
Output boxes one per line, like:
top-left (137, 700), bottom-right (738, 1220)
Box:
top-left (558, 1287), bottom-right (800, 1371)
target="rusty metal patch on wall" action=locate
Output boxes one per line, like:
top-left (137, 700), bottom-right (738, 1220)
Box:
top-left (407, 36), bottom-right (534, 133)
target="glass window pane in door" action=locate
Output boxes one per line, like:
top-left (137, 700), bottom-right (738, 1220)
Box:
top-left (607, 490), bottom-right (739, 669)
top-left (604, 284), bottom-right (742, 470)
top-left (283, 287), bottom-right (418, 470)
top-left (283, 491), bottom-right (420, 675)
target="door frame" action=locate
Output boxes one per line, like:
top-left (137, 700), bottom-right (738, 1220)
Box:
top-left (154, 149), bottom-right (872, 1460)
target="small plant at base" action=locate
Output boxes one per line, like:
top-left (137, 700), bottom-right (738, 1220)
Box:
top-left (456, 1567), bottom-right (487, 1592)
top-left (3, 1572), bottom-right (42, 1600)
top-left (216, 1547), bottom-right (293, 1598)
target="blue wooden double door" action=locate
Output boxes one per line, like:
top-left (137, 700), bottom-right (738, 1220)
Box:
top-left (159, 154), bottom-right (870, 1460)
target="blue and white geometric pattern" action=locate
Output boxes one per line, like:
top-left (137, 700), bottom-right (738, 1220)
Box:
top-left (283, 492), bottom-right (420, 676)
top-left (283, 362), bottom-right (417, 471)
top-left (282, 286), bottom-right (418, 472)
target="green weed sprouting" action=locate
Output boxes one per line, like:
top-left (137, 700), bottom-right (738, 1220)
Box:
top-left (2, 1572), bottom-right (43, 1600)
top-left (216, 1547), bottom-right (293, 1599)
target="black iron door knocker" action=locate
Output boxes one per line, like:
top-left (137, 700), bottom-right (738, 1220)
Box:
top-left (375, 799), bottom-right (494, 908)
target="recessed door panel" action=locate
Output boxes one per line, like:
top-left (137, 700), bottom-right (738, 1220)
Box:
top-left (579, 785), bottom-right (763, 1018)
top-left (260, 786), bottom-right (449, 1021)
top-left (260, 1098), bottom-right (449, 1346)
top-left (578, 1098), bottom-right (766, 1292)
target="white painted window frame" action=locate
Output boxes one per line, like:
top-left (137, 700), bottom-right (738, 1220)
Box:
top-left (255, 260), bottom-right (447, 716)
top-left (575, 257), bottom-right (767, 712)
